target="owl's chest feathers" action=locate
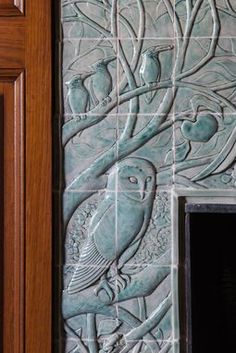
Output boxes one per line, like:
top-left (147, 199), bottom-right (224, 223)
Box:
top-left (117, 204), bottom-right (145, 246)
top-left (94, 202), bottom-right (147, 261)
top-left (117, 201), bottom-right (144, 224)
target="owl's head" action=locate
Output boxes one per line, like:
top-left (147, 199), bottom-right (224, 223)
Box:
top-left (107, 158), bottom-right (156, 202)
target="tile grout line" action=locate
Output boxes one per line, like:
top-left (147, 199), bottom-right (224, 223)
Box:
top-left (172, 2), bottom-right (178, 352)
top-left (115, 0), bottom-right (119, 312)
top-left (60, 36), bottom-right (236, 40)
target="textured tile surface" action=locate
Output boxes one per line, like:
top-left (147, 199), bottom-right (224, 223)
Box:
top-left (59, 1), bottom-right (236, 352)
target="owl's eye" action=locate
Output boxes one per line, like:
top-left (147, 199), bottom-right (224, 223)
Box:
top-left (129, 176), bottom-right (138, 184)
top-left (146, 176), bottom-right (152, 183)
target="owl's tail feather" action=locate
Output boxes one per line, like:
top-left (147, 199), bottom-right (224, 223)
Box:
top-left (68, 262), bottom-right (109, 294)
top-left (68, 236), bottom-right (112, 294)
top-left (68, 259), bottom-right (110, 294)
top-left (144, 90), bottom-right (156, 104)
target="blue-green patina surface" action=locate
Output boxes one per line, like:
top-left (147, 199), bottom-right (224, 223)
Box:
top-left (59, 1), bottom-right (236, 352)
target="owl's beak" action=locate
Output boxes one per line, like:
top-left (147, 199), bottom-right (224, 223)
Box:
top-left (140, 187), bottom-right (146, 200)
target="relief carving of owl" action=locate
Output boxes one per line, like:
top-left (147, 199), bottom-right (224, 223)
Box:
top-left (68, 157), bottom-right (156, 300)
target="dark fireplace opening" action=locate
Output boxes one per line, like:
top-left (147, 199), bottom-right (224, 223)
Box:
top-left (184, 205), bottom-right (236, 353)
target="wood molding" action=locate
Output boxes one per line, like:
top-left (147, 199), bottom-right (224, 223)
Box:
top-left (25, 1), bottom-right (52, 353)
top-left (0, 68), bottom-right (23, 79)
top-left (0, 1), bottom-right (52, 353)
top-left (0, 1), bottom-right (24, 16)
top-left (0, 70), bottom-right (24, 353)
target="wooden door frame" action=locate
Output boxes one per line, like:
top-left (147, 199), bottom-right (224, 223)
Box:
top-left (0, 2), bottom-right (52, 353)
top-left (25, 2), bottom-right (52, 352)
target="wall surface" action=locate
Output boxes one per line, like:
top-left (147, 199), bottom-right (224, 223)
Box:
top-left (59, 1), bottom-right (236, 352)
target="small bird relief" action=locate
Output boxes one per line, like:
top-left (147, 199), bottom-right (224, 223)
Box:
top-left (140, 44), bottom-right (173, 104)
top-left (61, 1), bottom-right (236, 353)
top-left (66, 55), bottom-right (116, 116)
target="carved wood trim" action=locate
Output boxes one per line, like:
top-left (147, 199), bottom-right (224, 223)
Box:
top-left (0, 70), bottom-right (24, 353)
top-left (0, 68), bottom-right (23, 79)
top-left (0, 1), bottom-right (52, 353)
top-left (25, 2), bottom-right (52, 353)
top-left (0, 1), bottom-right (24, 16)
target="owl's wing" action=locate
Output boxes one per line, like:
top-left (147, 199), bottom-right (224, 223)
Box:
top-left (88, 197), bottom-right (114, 234)
top-left (92, 200), bottom-right (118, 261)
top-left (67, 237), bottom-right (112, 294)
top-left (67, 200), bottom-right (115, 294)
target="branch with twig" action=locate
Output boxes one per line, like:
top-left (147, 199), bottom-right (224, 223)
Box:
top-left (176, 0), bottom-right (220, 78)
top-left (63, 266), bottom-right (170, 352)
top-left (120, 0), bottom-right (145, 140)
top-left (116, 293), bottom-right (172, 353)
top-left (62, 79), bottom-right (172, 147)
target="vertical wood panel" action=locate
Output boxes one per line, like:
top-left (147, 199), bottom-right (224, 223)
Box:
top-left (25, 1), bottom-right (52, 353)
top-left (0, 73), bottom-right (24, 353)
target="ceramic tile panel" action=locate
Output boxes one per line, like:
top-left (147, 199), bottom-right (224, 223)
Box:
top-left (118, 0), bottom-right (174, 39)
top-left (62, 1), bottom-right (118, 39)
top-left (59, 1), bottom-right (236, 352)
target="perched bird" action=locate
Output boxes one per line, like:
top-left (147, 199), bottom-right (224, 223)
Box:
top-left (89, 56), bottom-right (116, 106)
top-left (67, 157), bottom-right (156, 300)
top-left (139, 44), bottom-right (173, 104)
top-left (66, 72), bottom-right (94, 115)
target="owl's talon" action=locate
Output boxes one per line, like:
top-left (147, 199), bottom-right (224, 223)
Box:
top-left (116, 277), bottom-right (125, 290)
top-left (114, 273), bottom-right (130, 292)
top-left (123, 273), bottom-right (131, 284)
top-left (94, 278), bottom-right (115, 301)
